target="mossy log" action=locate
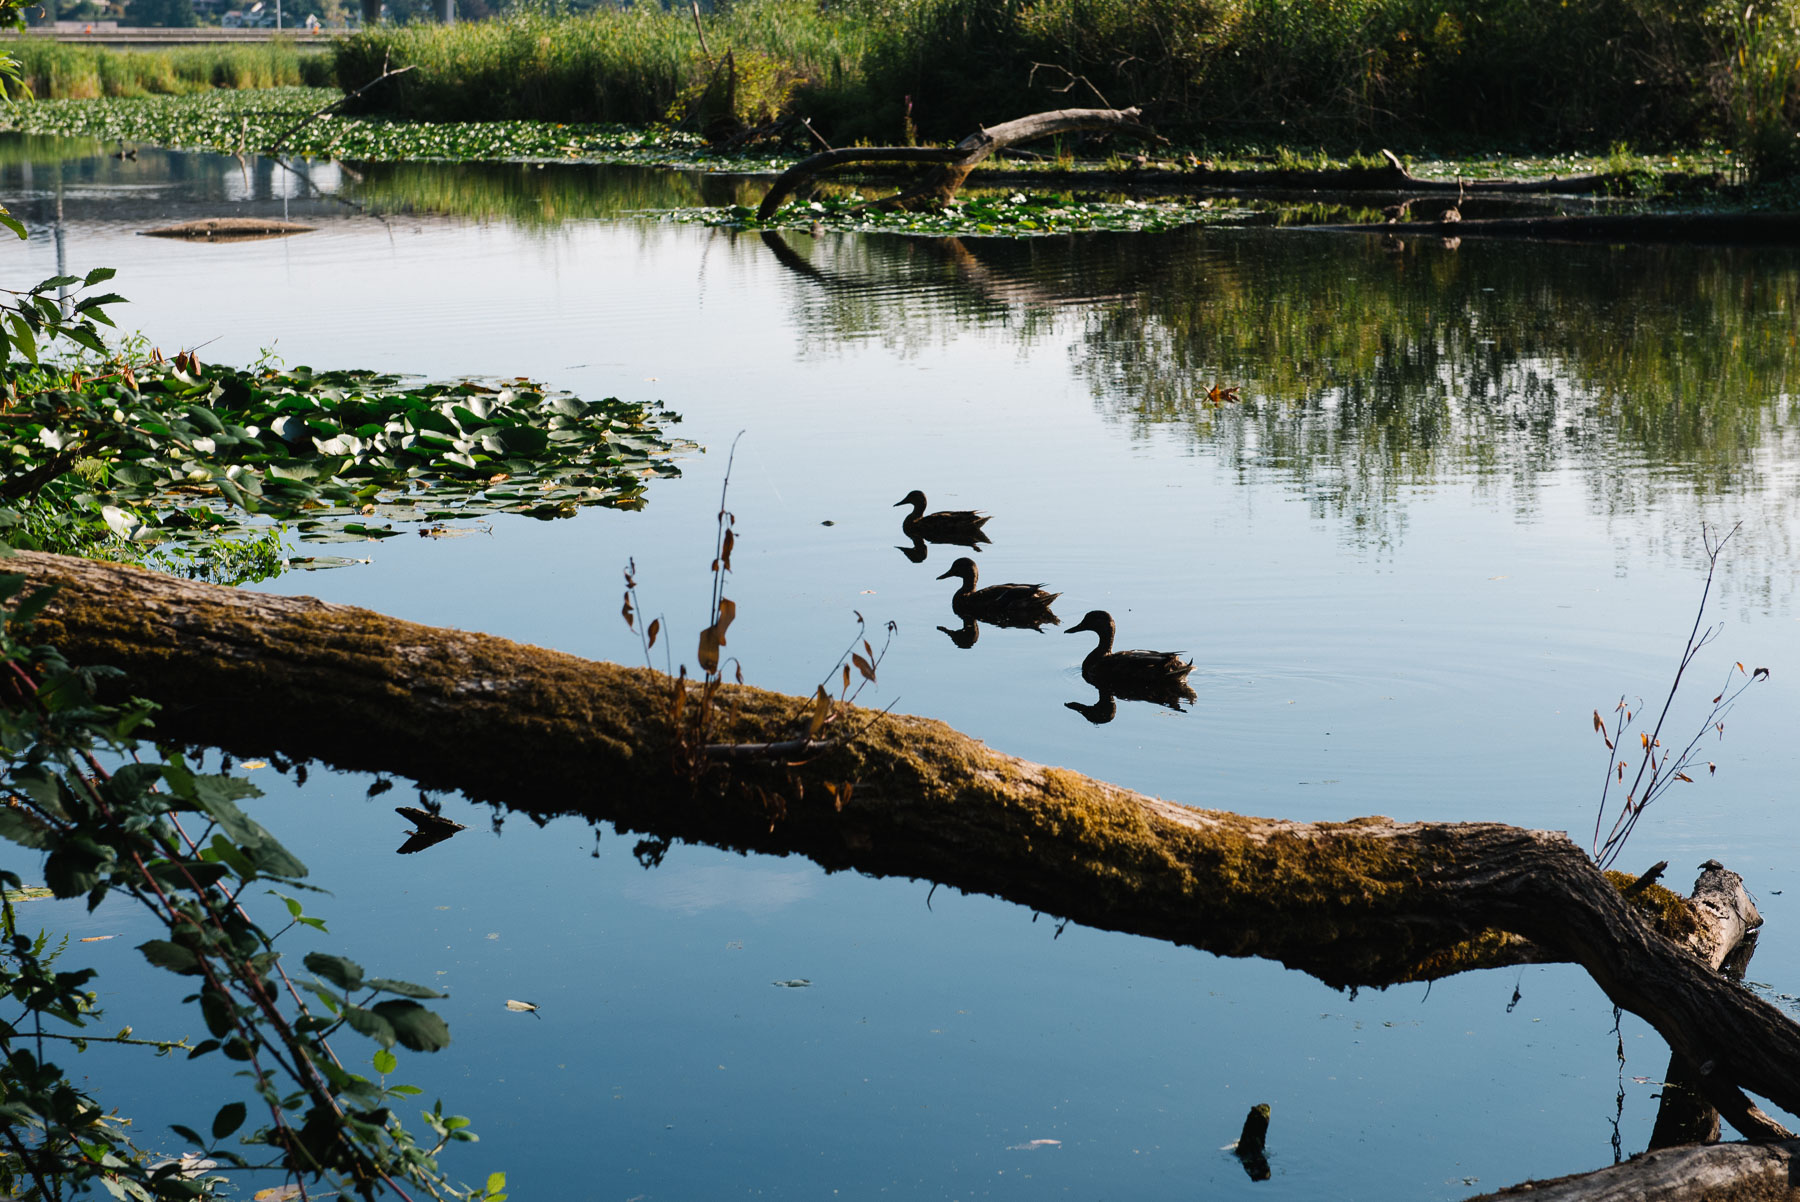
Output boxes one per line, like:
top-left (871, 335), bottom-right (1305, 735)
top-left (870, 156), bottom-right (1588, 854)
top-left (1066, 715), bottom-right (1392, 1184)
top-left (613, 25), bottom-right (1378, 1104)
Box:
top-left (754, 106), bottom-right (1158, 221)
top-left (12, 549), bottom-right (1800, 1138)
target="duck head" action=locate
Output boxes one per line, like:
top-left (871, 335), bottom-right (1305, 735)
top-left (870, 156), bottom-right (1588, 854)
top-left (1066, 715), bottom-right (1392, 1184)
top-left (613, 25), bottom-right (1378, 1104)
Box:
top-left (935, 557), bottom-right (978, 585)
top-left (1065, 610), bottom-right (1114, 638)
top-left (894, 489), bottom-right (928, 515)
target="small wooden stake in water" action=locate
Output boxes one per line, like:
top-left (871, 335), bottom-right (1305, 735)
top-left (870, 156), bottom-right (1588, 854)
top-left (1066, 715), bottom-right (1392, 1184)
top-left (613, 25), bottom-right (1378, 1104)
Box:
top-left (1235, 1103), bottom-right (1271, 1182)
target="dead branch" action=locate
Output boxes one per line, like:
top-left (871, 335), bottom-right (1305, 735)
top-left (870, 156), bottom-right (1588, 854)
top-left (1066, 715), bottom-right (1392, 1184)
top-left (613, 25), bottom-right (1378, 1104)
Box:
top-left (755, 106), bottom-right (1159, 220)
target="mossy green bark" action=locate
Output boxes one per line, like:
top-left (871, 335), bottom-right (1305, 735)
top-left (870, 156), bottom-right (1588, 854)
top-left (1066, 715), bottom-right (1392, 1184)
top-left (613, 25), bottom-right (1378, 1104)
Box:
top-left (18, 548), bottom-right (1800, 1129)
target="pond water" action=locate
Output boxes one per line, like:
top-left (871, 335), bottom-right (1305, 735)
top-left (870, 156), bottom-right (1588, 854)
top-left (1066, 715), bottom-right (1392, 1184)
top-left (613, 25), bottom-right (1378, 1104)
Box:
top-left (6, 139), bottom-right (1800, 1200)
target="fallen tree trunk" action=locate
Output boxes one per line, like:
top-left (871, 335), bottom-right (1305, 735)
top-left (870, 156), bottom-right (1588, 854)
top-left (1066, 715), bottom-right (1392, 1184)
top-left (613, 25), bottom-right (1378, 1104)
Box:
top-left (12, 548), bottom-right (1800, 1135)
top-left (1320, 212), bottom-right (1800, 247)
top-left (1468, 1140), bottom-right (1800, 1201)
top-left (755, 107), bottom-right (1158, 220)
top-left (1647, 860), bottom-right (1765, 1149)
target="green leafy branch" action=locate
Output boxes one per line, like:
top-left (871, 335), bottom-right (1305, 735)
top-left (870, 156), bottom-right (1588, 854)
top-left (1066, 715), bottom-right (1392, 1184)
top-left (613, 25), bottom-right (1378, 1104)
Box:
top-left (0, 575), bottom-right (501, 1202)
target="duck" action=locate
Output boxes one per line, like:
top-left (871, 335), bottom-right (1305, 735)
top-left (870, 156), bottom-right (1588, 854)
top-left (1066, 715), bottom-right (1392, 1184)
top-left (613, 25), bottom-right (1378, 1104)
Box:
top-left (895, 489), bottom-right (992, 548)
top-left (936, 557), bottom-right (1059, 629)
top-left (1066, 610), bottom-right (1195, 700)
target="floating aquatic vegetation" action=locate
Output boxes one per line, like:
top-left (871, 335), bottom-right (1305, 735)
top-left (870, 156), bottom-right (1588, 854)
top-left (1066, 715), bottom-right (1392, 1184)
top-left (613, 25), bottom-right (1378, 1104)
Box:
top-left (693, 192), bottom-right (1253, 238)
top-left (1, 356), bottom-right (688, 569)
top-left (0, 87), bottom-right (716, 166)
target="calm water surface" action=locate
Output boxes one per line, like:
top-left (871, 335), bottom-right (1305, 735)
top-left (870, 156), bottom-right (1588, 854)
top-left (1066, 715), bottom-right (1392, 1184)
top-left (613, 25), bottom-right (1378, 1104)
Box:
top-left (6, 140), bottom-right (1800, 1200)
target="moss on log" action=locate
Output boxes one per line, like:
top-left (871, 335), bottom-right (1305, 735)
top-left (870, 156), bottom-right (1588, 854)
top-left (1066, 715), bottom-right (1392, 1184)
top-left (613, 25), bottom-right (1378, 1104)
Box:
top-left (12, 548), bottom-right (1800, 1134)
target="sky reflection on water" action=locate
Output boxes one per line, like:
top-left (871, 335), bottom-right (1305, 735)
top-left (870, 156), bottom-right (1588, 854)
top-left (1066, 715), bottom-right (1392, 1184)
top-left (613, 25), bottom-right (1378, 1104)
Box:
top-left (5, 138), bottom-right (1800, 1200)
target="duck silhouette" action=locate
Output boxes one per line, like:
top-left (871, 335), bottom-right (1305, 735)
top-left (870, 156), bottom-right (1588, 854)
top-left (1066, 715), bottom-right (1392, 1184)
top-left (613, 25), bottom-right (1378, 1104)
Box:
top-left (936, 557), bottom-right (1059, 629)
top-left (1066, 610), bottom-right (1195, 710)
top-left (896, 489), bottom-right (991, 550)
top-left (1064, 691), bottom-right (1118, 724)
top-left (938, 615), bottom-right (981, 648)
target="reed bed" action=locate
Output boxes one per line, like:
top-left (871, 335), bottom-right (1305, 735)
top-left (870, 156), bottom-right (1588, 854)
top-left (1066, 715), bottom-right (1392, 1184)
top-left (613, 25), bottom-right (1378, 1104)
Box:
top-left (5, 39), bottom-right (333, 99)
top-left (335, 0), bottom-right (869, 126)
top-left (330, 0), bottom-right (1797, 174)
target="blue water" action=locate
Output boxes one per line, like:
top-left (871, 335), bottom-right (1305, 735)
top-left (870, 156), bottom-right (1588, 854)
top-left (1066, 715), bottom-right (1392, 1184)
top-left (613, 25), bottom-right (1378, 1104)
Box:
top-left (7, 142), bottom-right (1800, 1199)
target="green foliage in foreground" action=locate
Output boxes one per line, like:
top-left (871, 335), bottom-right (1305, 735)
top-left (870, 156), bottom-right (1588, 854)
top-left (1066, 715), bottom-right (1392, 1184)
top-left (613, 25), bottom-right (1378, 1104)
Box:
top-left (707, 191), bottom-right (1255, 237)
top-left (0, 86), bottom-right (713, 164)
top-left (3, 40), bottom-right (333, 101)
top-left (0, 576), bottom-right (506, 1201)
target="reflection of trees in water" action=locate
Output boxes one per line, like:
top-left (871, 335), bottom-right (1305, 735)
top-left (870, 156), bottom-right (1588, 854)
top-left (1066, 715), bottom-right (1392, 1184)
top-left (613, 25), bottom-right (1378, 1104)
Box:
top-left (768, 229), bottom-right (1098, 359)
top-left (1066, 232), bottom-right (1800, 559)
top-left (344, 160), bottom-right (740, 225)
top-left (767, 226), bottom-right (1800, 586)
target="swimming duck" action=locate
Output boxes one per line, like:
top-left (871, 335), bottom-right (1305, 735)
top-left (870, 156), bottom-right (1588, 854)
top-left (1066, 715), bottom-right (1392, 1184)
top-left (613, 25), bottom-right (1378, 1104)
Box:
top-left (1066, 610), bottom-right (1195, 697)
top-left (896, 490), bottom-right (992, 548)
top-left (936, 557), bottom-right (1059, 629)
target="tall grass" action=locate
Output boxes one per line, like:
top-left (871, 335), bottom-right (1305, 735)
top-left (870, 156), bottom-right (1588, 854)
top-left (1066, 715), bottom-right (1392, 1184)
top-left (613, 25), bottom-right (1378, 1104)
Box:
top-left (1722, 3), bottom-right (1800, 179)
top-left (5, 40), bottom-right (333, 100)
top-left (335, 0), bottom-right (869, 126)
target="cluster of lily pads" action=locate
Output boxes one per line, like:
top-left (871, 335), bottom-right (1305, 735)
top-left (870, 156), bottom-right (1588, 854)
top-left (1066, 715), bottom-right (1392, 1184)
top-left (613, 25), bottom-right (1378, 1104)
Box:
top-left (702, 192), bottom-right (1249, 238)
top-left (1, 356), bottom-right (686, 576)
top-left (0, 87), bottom-right (713, 165)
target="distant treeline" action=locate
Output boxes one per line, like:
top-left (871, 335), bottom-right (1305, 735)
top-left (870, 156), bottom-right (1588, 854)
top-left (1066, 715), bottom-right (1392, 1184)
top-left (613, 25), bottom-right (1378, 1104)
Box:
top-left (333, 0), bottom-right (1799, 171)
top-left (6, 0), bottom-right (1796, 174)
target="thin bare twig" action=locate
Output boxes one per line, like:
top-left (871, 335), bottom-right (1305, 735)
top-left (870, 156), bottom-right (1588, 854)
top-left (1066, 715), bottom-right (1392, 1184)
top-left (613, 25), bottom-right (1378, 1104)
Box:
top-left (1591, 523), bottom-right (1767, 869)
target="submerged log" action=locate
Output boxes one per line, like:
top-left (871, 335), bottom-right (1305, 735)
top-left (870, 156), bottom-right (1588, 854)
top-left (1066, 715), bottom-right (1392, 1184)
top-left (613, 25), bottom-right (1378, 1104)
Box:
top-left (755, 107), bottom-right (1158, 220)
top-left (139, 218), bottom-right (317, 242)
top-left (13, 548), bottom-right (1800, 1135)
top-left (1324, 212), bottom-right (1800, 247)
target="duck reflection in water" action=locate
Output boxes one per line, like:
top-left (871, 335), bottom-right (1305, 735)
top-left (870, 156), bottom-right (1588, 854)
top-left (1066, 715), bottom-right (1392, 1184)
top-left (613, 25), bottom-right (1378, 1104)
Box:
top-left (895, 489), bottom-right (992, 557)
top-left (1064, 609), bottom-right (1195, 722)
top-left (938, 614), bottom-right (981, 648)
top-left (936, 556), bottom-right (1060, 632)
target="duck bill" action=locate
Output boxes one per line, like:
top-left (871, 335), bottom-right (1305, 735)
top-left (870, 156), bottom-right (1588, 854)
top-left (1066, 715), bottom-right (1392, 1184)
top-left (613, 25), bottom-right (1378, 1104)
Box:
top-left (935, 567), bottom-right (956, 580)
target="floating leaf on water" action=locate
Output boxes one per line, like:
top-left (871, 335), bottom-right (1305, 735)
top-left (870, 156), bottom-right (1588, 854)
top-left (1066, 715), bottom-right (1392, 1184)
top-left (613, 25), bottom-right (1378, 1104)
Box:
top-left (771, 979), bottom-right (812, 988)
top-left (504, 999), bottom-right (539, 1013)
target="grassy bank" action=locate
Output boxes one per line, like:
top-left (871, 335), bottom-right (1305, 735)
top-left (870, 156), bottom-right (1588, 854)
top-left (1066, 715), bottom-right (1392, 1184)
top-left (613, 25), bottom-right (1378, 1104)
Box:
top-left (329, 0), bottom-right (1799, 177)
top-left (3, 38), bottom-right (334, 99)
